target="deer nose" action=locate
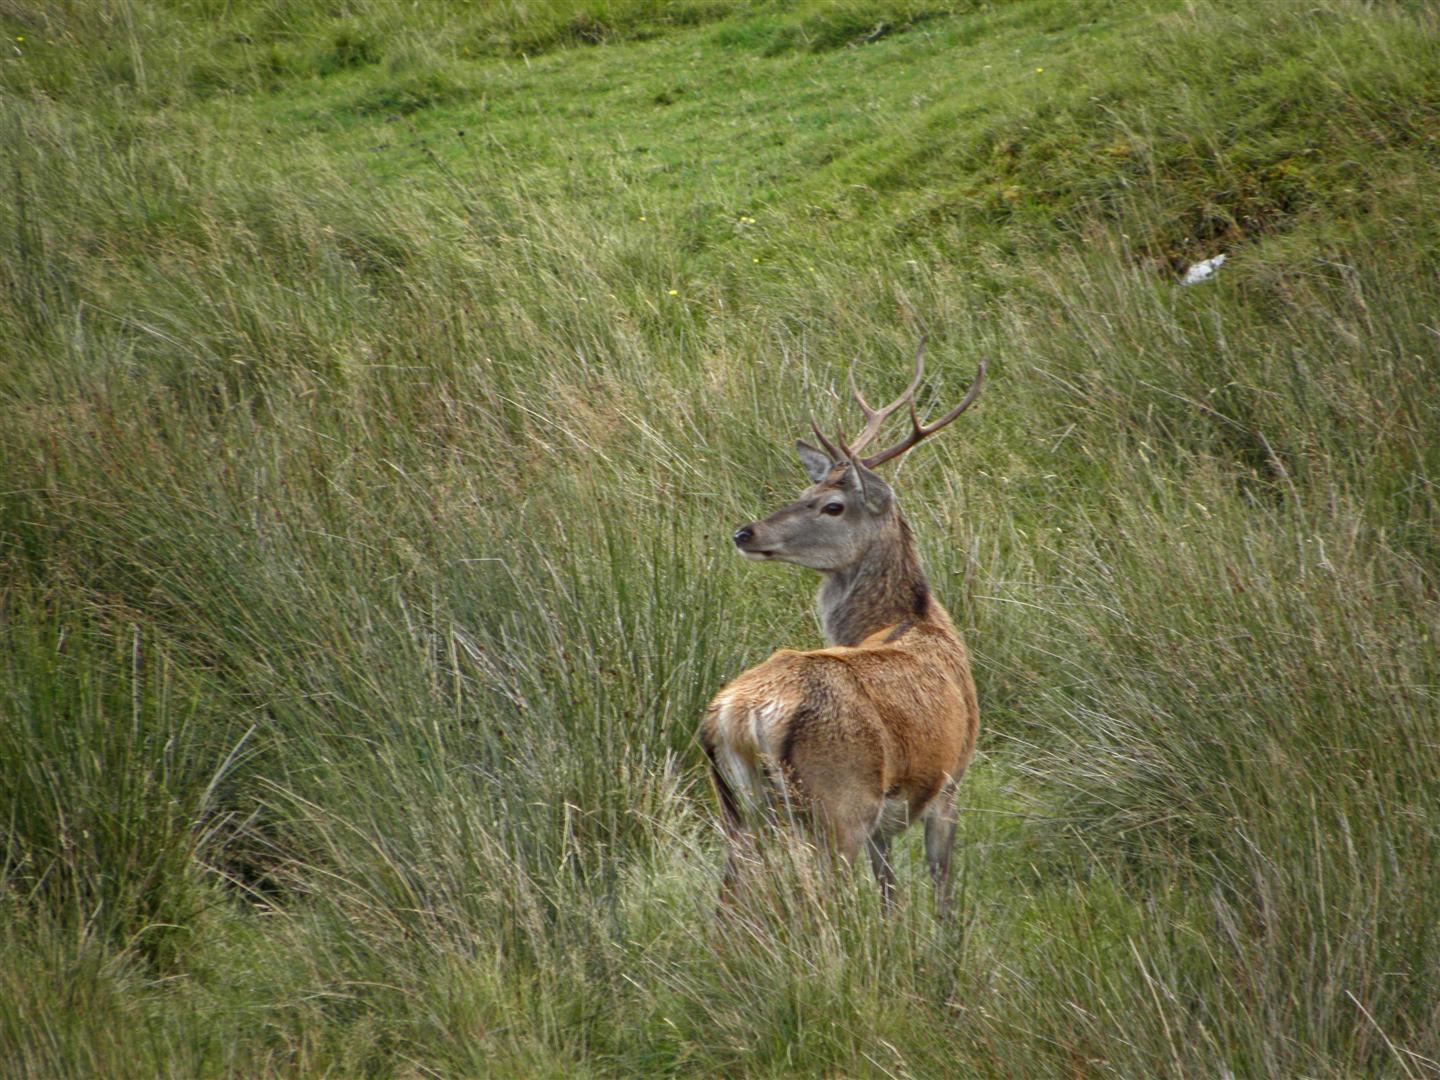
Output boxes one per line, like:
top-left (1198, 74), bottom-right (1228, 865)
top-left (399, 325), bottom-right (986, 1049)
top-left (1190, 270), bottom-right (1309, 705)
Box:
top-left (733, 526), bottom-right (754, 547)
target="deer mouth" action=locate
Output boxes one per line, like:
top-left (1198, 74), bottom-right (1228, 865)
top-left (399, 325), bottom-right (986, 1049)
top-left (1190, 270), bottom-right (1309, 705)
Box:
top-left (741, 548), bottom-right (776, 560)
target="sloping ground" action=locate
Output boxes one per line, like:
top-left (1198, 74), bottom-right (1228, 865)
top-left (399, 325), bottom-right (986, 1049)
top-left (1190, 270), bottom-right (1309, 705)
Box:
top-left (2, 2), bottom-right (1438, 1076)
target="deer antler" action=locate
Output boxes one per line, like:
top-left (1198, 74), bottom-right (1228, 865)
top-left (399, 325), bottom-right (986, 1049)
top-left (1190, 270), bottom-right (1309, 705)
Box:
top-left (858, 355), bottom-right (986, 468)
top-left (818, 333), bottom-right (984, 468)
top-left (808, 415), bottom-right (845, 461)
top-left (842, 333), bottom-right (929, 458)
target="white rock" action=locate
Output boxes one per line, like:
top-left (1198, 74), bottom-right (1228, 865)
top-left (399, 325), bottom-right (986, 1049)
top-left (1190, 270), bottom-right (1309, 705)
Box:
top-left (1181, 253), bottom-right (1227, 285)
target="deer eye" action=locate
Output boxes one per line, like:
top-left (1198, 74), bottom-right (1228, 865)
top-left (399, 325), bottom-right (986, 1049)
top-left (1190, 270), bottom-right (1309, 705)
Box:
top-left (821, 502), bottom-right (845, 516)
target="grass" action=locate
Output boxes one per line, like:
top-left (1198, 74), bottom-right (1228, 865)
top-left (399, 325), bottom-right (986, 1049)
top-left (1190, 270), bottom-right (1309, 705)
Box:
top-left (2, 0), bottom-right (1439, 1075)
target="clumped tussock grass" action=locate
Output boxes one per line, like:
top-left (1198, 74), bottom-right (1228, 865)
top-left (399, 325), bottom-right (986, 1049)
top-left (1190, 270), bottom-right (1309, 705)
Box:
top-left (2, 0), bottom-right (1438, 1075)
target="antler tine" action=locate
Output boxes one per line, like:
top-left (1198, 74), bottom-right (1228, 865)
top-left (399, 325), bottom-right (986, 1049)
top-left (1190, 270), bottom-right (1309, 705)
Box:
top-left (843, 332), bottom-right (929, 456)
top-left (808, 415), bottom-right (844, 462)
top-left (860, 357), bottom-right (987, 469)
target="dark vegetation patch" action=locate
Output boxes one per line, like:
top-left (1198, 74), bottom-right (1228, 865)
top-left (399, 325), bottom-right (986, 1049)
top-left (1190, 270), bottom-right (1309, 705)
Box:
top-left (351, 67), bottom-right (470, 117)
top-left (318, 23), bottom-right (383, 75)
top-left (754, 2), bottom-right (959, 56)
top-left (460, 0), bottom-right (736, 58)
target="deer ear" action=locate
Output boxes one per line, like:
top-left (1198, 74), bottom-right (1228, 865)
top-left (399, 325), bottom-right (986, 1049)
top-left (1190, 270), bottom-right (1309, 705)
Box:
top-left (795, 440), bottom-right (833, 484)
top-left (843, 459), bottom-right (893, 515)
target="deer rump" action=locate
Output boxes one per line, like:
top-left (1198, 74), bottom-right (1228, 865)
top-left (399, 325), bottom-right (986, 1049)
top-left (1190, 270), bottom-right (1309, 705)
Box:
top-left (701, 617), bottom-right (977, 849)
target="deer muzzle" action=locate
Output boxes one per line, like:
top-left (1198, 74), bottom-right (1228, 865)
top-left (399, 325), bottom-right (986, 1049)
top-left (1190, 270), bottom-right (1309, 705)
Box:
top-left (732, 524), bottom-right (775, 559)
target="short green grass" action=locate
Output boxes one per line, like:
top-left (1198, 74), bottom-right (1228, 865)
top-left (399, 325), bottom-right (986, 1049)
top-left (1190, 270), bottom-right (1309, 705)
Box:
top-left (3, 1), bottom-right (1439, 1076)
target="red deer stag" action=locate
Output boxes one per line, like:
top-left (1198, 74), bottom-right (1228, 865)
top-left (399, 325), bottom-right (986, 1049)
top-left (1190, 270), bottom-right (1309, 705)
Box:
top-left (699, 337), bottom-right (984, 916)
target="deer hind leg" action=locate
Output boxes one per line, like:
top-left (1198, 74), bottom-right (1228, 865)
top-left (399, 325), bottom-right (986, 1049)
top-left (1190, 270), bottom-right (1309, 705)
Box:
top-left (798, 772), bottom-right (888, 902)
top-left (701, 733), bottom-right (762, 912)
top-left (821, 798), bottom-right (882, 878)
top-left (865, 796), bottom-right (913, 912)
top-left (922, 781), bottom-right (960, 919)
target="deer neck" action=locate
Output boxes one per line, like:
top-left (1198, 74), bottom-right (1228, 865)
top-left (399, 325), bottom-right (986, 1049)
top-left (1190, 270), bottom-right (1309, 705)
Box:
top-left (817, 514), bottom-right (931, 646)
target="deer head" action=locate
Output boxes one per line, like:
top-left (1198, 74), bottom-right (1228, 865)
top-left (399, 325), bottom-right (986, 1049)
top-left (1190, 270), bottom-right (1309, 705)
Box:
top-left (732, 335), bottom-right (986, 572)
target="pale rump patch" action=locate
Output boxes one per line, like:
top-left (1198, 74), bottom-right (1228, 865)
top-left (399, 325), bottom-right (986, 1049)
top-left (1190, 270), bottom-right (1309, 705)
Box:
top-left (710, 695), bottom-right (791, 816)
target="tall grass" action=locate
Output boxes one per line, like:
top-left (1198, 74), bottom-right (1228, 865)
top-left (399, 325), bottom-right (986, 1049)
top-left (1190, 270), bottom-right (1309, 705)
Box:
top-left (2, 0), bottom-right (1438, 1075)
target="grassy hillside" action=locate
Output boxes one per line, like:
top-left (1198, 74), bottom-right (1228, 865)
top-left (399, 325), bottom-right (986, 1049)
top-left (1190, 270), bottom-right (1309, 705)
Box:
top-left (3, 1), bottom-right (1438, 1076)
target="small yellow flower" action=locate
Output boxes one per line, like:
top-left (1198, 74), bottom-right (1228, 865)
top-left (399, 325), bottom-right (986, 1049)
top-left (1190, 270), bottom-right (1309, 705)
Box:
top-left (15, 35), bottom-right (24, 42)
top-left (639, 215), bottom-right (647, 221)
top-left (667, 289), bottom-right (678, 296)
top-left (1035, 67), bottom-right (1044, 73)
top-left (752, 257), bottom-right (759, 263)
